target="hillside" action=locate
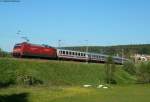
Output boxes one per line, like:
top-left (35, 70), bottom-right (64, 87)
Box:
top-left (0, 58), bottom-right (136, 87)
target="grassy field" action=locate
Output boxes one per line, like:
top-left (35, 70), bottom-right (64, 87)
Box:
top-left (0, 58), bottom-right (136, 86)
top-left (0, 58), bottom-right (141, 102)
top-left (0, 85), bottom-right (150, 102)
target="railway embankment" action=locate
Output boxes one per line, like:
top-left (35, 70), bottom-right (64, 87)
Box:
top-left (0, 58), bottom-right (136, 87)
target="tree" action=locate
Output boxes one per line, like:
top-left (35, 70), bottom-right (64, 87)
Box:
top-left (0, 48), bottom-right (11, 58)
top-left (146, 62), bottom-right (150, 83)
top-left (105, 56), bottom-right (116, 84)
top-left (0, 48), bottom-right (2, 57)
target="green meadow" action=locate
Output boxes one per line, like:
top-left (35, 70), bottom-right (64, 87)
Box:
top-left (0, 58), bottom-right (149, 102)
top-left (0, 85), bottom-right (150, 102)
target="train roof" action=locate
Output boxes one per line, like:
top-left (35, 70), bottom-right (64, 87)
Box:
top-left (57, 48), bottom-right (108, 56)
top-left (15, 42), bottom-right (56, 49)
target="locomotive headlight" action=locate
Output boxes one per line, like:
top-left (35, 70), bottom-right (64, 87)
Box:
top-left (14, 49), bottom-right (21, 52)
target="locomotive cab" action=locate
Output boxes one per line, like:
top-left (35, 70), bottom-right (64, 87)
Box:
top-left (12, 43), bottom-right (22, 57)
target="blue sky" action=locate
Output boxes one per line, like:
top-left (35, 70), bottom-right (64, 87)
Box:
top-left (0, 0), bottom-right (150, 51)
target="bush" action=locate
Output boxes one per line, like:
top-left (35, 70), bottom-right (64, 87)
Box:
top-left (123, 61), bottom-right (136, 75)
top-left (137, 62), bottom-right (150, 83)
top-left (0, 59), bottom-right (43, 87)
top-left (15, 71), bottom-right (43, 86)
top-left (0, 60), bottom-right (16, 87)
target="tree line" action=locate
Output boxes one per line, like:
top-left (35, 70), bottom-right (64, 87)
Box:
top-left (0, 48), bottom-right (11, 58)
top-left (63, 44), bottom-right (150, 58)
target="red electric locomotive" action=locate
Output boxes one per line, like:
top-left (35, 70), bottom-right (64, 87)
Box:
top-left (13, 42), bottom-right (57, 59)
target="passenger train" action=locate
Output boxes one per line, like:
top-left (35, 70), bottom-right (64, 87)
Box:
top-left (12, 42), bottom-right (128, 64)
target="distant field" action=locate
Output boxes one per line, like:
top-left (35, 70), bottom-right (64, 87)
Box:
top-left (0, 85), bottom-right (150, 102)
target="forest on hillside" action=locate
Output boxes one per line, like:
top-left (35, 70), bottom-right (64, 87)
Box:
top-left (63, 44), bottom-right (150, 58)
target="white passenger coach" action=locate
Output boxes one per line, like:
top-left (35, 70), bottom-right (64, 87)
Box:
top-left (57, 49), bottom-right (128, 64)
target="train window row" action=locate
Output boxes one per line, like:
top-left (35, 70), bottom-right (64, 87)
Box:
top-left (90, 54), bottom-right (106, 60)
top-left (58, 50), bottom-right (110, 61)
top-left (59, 50), bottom-right (86, 57)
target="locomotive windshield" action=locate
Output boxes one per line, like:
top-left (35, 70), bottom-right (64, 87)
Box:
top-left (14, 44), bottom-right (21, 49)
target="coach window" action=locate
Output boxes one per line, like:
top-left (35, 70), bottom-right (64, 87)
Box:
top-left (81, 53), bottom-right (83, 56)
top-left (93, 55), bottom-right (95, 58)
top-left (72, 52), bottom-right (74, 55)
top-left (63, 51), bottom-right (65, 54)
top-left (75, 52), bottom-right (77, 56)
top-left (69, 52), bottom-right (71, 55)
top-left (60, 51), bottom-right (62, 54)
top-left (83, 54), bottom-right (85, 56)
top-left (78, 53), bottom-right (80, 56)
top-left (66, 51), bottom-right (68, 55)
